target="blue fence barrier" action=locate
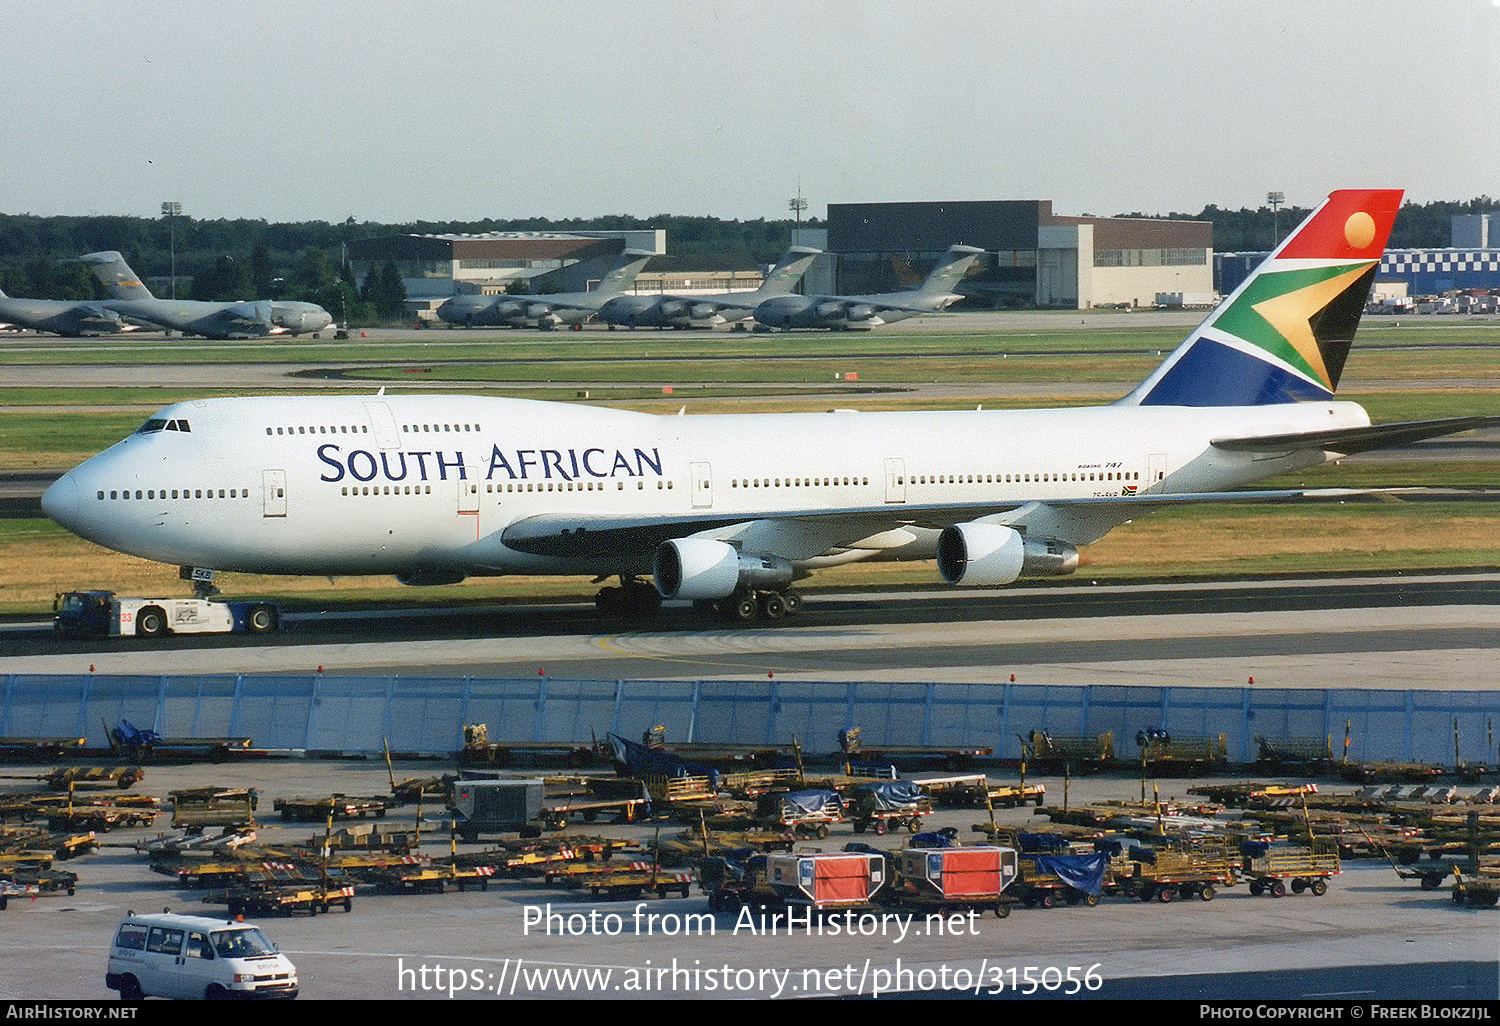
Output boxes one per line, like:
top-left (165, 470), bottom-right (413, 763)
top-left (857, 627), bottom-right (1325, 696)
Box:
top-left (2, 674), bottom-right (1497, 766)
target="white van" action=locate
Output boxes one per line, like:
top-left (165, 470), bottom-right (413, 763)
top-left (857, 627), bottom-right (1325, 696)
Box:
top-left (106, 911), bottom-right (298, 1000)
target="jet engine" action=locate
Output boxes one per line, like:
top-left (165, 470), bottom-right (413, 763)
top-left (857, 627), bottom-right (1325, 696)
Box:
top-left (936, 522), bottom-right (1079, 586)
top-left (653, 537), bottom-right (793, 600)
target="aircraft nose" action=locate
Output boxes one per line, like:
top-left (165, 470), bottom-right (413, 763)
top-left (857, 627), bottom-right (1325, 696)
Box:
top-left (41, 472), bottom-right (79, 531)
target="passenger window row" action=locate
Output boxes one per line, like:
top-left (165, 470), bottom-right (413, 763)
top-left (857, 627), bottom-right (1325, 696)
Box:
top-left (402, 423), bottom-right (482, 433)
top-left (485, 480), bottom-right (675, 493)
top-left (898, 471), bottom-right (1142, 484)
top-left (341, 485), bottom-right (434, 496)
top-left (97, 488), bottom-right (249, 501)
top-left (267, 425), bottom-right (367, 436)
top-left (731, 477), bottom-right (871, 488)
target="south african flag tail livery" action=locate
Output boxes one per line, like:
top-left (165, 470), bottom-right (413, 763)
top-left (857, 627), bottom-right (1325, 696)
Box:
top-left (1124, 189), bottom-right (1403, 407)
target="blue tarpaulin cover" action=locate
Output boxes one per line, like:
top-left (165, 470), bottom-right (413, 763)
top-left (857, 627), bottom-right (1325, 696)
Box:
top-left (1016, 831), bottom-right (1072, 853)
top-left (607, 733), bottom-right (720, 787)
top-left (910, 831), bottom-right (957, 848)
top-left (852, 780), bottom-right (923, 811)
top-left (780, 790), bottom-right (843, 818)
top-left (1030, 853), bottom-right (1110, 895)
top-left (113, 719), bottom-right (162, 747)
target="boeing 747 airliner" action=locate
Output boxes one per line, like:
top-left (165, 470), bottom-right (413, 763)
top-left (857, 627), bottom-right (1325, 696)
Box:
top-left (40, 190), bottom-right (1498, 623)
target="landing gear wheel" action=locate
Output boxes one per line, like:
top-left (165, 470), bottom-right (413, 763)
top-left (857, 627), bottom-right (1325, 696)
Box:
top-left (780, 590), bottom-right (803, 615)
top-left (722, 593), bottom-right (759, 623)
top-left (759, 592), bottom-right (786, 621)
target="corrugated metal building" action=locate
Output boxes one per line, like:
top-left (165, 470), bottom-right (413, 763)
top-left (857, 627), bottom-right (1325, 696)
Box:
top-left (826, 200), bottom-right (1213, 309)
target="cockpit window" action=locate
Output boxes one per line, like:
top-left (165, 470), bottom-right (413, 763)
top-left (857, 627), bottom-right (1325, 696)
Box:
top-left (134, 418), bottom-right (191, 434)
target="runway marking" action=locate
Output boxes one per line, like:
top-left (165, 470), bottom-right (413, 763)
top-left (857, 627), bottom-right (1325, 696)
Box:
top-left (594, 632), bottom-right (785, 675)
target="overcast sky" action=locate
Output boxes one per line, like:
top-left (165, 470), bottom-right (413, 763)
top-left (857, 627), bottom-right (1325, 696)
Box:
top-left (5, 0), bottom-right (1497, 225)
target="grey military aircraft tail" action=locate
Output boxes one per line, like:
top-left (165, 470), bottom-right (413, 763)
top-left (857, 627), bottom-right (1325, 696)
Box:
top-left (77, 252), bottom-right (334, 340)
top-left (0, 285), bottom-right (133, 337)
top-left (752, 243), bottom-right (984, 331)
top-left (595, 246), bottom-right (823, 330)
top-left (436, 248), bottom-right (656, 330)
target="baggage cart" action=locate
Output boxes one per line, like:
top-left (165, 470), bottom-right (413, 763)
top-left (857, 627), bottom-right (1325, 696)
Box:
top-left (1012, 852), bottom-right (1110, 909)
top-left (217, 867), bottom-right (356, 916)
top-left (1243, 847), bottom-right (1340, 897)
top-left (1120, 847), bottom-right (1239, 903)
top-left (1451, 867), bottom-right (1500, 908)
top-left (757, 789), bottom-right (844, 839)
top-left (1028, 731), bottom-right (1114, 769)
top-left (170, 788), bottom-right (258, 832)
top-left (273, 795), bottom-right (392, 822)
top-left (847, 780), bottom-right (932, 835)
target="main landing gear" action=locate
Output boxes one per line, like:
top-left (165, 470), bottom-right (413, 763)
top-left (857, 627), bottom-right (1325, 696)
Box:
top-left (594, 578), bottom-right (662, 618)
top-left (707, 588), bottom-right (804, 625)
top-left (592, 579), bottom-right (804, 625)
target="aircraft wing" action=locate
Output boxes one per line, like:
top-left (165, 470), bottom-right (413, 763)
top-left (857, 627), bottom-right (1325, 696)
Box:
top-left (498, 488), bottom-right (1352, 560)
top-left (1211, 416), bottom-right (1500, 456)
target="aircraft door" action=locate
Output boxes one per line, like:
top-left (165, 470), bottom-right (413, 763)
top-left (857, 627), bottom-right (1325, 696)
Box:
top-left (1148, 453), bottom-right (1167, 490)
top-left (362, 401), bottom-right (401, 450)
top-left (690, 462), bottom-right (713, 509)
top-left (884, 458), bottom-right (906, 503)
top-left (458, 480), bottom-right (480, 515)
top-left (262, 470), bottom-right (287, 518)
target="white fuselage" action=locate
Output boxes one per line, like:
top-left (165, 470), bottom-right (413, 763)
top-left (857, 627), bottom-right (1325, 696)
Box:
top-left (42, 394), bottom-right (1368, 582)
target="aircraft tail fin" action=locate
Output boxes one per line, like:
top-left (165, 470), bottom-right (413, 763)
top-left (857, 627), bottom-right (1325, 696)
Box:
top-left (1120, 189), bottom-right (1403, 407)
top-left (592, 249), bottom-right (655, 297)
top-left (914, 244), bottom-right (984, 299)
top-left (77, 252), bottom-right (156, 301)
top-left (755, 246), bottom-right (822, 297)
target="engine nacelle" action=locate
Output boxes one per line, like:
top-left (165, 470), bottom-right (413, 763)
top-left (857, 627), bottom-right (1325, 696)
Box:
top-left (653, 538), bottom-right (794, 600)
top-left (937, 523), bottom-right (1079, 586)
top-left (844, 303), bottom-right (877, 322)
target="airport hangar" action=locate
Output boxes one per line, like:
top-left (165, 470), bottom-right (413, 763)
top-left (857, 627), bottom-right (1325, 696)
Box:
top-left (345, 199), bottom-right (1217, 319)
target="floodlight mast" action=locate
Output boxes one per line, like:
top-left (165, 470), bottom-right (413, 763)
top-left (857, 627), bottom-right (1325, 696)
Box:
top-left (161, 201), bottom-right (182, 300)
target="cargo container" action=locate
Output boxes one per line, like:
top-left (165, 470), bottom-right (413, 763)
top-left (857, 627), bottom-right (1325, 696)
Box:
top-left (893, 845), bottom-right (1018, 916)
top-left (763, 851), bottom-right (886, 908)
top-left (450, 778), bottom-right (546, 841)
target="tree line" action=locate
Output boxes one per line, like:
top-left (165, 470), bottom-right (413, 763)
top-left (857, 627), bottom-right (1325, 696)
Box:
top-left (0, 198), bottom-right (1492, 313)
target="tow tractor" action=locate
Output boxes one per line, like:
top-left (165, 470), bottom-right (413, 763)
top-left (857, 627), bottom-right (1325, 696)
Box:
top-left (54, 590), bottom-right (280, 638)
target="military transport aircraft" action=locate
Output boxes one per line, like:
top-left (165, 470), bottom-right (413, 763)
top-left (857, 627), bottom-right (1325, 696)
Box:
top-left (0, 286), bottom-right (132, 336)
top-left (750, 243), bottom-right (983, 330)
top-left (594, 246), bottom-right (822, 330)
top-left (41, 189), bottom-right (1500, 626)
top-left (77, 252), bottom-right (333, 340)
top-left (435, 249), bottom-right (655, 330)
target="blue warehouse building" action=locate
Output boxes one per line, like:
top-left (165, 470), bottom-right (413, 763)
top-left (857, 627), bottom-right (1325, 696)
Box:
top-left (1216, 212), bottom-right (1500, 300)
